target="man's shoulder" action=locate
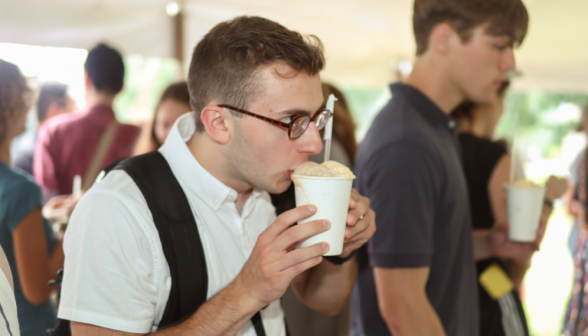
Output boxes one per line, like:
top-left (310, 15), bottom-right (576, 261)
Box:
top-left (43, 111), bottom-right (86, 133)
top-left (37, 112), bottom-right (86, 147)
top-left (363, 96), bottom-right (436, 151)
top-left (117, 122), bottom-right (142, 141)
top-left (357, 100), bottom-right (440, 171)
top-left (86, 169), bottom-right (146, 206)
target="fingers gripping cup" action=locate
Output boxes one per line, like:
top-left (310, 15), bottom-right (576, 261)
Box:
top-left (291, 161), bottom-right (355, 256)
top-left (504, 180), bottom-right (545, 242)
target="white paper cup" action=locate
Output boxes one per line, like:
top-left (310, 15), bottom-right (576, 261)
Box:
top-left (292, 175), bottom-right (353, 256)
top-left (504, 184), bottom-right (545, 242)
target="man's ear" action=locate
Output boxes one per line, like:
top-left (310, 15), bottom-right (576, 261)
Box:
top-left (200, 105), bottom-right (232, 144)
top-left (44, 103), bottom-right (62, 121)
top-left (84, 71), bottom-right (92, 90)
top-left (430, 22), bottom-right (455, 55)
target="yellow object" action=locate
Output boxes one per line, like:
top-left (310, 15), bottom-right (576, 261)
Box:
top-left (479, 263), bottom-right (515, 299)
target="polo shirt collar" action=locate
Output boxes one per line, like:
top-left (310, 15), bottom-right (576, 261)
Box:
top-left (159, 112), bottom-right (262, 212)
top-left (389, 83), bottom-right (458, 135)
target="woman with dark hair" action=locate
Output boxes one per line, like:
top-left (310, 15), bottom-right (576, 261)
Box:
top-left (0, 59), bottom-right (64, 335)
top-left (133, 82), bottom-right (191, 155)
top-left (452, 81), bottom-right (537, 336)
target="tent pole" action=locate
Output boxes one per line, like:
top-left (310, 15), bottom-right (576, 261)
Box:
top-left (174, 7), bottom-right (184, 79)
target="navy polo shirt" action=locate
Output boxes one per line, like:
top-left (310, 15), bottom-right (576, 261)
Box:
top-left (351, 83), bottom-right (478, 336)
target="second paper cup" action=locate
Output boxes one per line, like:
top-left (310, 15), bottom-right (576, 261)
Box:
top-left (293, 176), bottom-right (353, 256)
top-left (504, 184), bottom-right (545, 242)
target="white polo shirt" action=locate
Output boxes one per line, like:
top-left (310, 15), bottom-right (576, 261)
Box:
top-left (58, 112), bottom-right (286, 335)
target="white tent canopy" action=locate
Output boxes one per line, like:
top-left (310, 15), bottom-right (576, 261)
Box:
top-left (1, 0), bottom-right (587, 92)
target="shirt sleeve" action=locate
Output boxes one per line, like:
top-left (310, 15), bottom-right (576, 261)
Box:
top-left (4, 176), bottom-right (42, 232)
top-left (58, 182), bottom-right (161, 333)
top-left (33, 125), bottom-right (60, 193)
top-left (360, 142), bottom-right (440, 269)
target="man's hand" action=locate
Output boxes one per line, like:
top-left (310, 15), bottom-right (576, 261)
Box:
top-left (341, 188), bottom-right (376, 257)
top-left (488, 223), bottom-right (540, 258)
top-left (545, 175), bottom-right (568, 200)
top-left (42, 193), bottom-right (83, 223)
top-left (233, 205), bottom-right (330, 310)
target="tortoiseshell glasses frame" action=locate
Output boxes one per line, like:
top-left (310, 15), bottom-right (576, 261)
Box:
top-left (217, 104), bottom-right (332, 139)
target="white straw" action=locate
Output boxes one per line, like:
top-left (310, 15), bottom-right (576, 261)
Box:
top-left (509, 111), bottom-right (519, 184)
top-left (323, 94), bottom-right (338, 162)
top-left (73, 175), bottom-right (82, 198)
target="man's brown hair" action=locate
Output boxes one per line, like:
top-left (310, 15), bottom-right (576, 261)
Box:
top-left (413, 0), bottom-right (529, 55)
top-left (187, 16), bottom-right (325, 132)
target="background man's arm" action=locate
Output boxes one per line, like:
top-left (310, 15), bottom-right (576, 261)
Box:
top-left (291, 256), bottom-right (357, 316)
top-left (374, 267), bottom-right (446, 336)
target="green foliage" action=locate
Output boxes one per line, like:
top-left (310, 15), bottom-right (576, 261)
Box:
top-left (340, 86), bottom-right (389, 135)
top-left (113, 55), bottom-right (180, 122)
top-left (495, 90), bottom-right (588, 159)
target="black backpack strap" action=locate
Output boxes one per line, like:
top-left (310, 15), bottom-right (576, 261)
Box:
top-left (252, 312), bottom-right (266, 336)
top-left (114, 151), bottom-right (207, 327)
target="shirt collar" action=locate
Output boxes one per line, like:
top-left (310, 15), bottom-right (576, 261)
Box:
top-left (159, 112), bottom-right (262, 212)
top-left (389, 82), bottom-right (458, 135)
top-left (85, 104), bottom-right (116, 125)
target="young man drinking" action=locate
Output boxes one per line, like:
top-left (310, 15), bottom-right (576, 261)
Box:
top-left (57, 16), bottom-right (375, 336)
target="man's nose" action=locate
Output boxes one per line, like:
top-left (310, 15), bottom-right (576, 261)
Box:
top-left (298, 122), bottom-right (323, 155)
top-left (501, 48), bottom-right (516, 72)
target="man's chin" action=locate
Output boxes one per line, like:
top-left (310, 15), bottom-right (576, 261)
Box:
top-left (268, 179), bottom-right (293, 195)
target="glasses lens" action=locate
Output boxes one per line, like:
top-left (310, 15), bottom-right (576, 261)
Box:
top-left (315, 110), bottom-right (331, 130)
top-left (290, 116), bottom-right (310, 139)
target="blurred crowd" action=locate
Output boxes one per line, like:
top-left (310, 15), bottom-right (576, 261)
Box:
top-left (0, 0), bottom-right (586, 336)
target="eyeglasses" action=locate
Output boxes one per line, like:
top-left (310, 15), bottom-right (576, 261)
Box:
top-left (217, 104), bottom-right (332, 139)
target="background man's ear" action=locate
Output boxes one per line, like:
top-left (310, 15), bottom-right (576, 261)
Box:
top-left (430, 22), bottom-right (454, 55)
top-left (200, 105), bottom-right (232, 144)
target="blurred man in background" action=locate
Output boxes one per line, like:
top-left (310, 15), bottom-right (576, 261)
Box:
top-left (34, 43), bottom-right (140, 201)
top-left (352, 0), bottom-right (535, 335)
top-left (12, 82), bottom-right (76, 175)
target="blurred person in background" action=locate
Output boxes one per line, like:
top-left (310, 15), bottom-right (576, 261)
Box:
top-left (452, 81), bottom-right (547, 336)
top-left (281, 82), bottom-right (357, 336)
top-left (12, 82), bottom-right (76, 175)
top-left (34, 43), bottom-right (141, 201)
top-left (562, 105), bottom-right (588, 255)
top-left (133, 82), bottom-right (191, 155)
top-left (0, 59), bottom-right (64, 336)
top-left (562, 104), bottom-right (588, 336)
top-left (351, 0), bottom-right (542, 335)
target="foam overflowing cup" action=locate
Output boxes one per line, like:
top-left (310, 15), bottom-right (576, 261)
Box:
top-left (504, 180), bottom-right (545, 242)
top-left (291, 161), bottom-right (355, 256)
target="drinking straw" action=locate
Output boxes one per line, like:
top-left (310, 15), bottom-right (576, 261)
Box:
top-left (73, 175), bottom-right (82, 199)
top-left (323, 94), bottom-right (338, 162)
top-left (509, 111), bottom-right (519, 184)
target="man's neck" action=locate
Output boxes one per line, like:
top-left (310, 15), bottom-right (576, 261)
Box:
top-left (186, 133), bottom-right (253, 215)
top-left (404, 58), bottom-right (465, 115)
top-left (85, 91), bottom-right (115, 110)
